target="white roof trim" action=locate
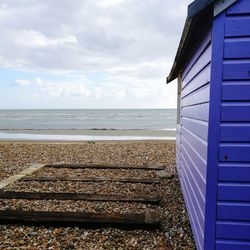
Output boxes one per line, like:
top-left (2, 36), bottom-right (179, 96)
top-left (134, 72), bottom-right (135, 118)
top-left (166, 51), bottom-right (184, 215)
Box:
top-left (214, 0), bottom-right (238, 16)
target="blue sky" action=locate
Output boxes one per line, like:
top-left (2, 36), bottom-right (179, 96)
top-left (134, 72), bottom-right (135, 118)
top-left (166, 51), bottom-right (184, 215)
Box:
top-left (0, 0), bottom-right (191, 109)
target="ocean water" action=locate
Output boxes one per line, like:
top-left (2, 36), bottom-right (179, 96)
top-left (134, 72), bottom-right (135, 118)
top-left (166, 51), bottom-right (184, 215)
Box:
top-left (0, 109), bottom-right (176, 130)
top-left (0, 109), bottom-right (176, 141)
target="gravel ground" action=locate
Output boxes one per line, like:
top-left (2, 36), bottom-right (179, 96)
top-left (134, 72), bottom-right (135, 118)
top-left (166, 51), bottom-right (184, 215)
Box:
top-left (0, 141), bottom-right (195, 249)
top-left (0, 141), bottom-right (175, 181)
top-left (33, 168), bottom-right (157, 178)
top-left (4, 181), bottom-right (158, 196)
top-left (0, 200), bottom-right (159, 214)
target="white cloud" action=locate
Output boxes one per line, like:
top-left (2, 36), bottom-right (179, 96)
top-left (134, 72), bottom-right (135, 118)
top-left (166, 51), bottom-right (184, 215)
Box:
top-left (1, 0), bottom-right (192, 108)
top-left (0, 0), bottom-right (190, 71)
top-left (98, 0), bottom-right (124, 7)
top-left (40, 83), bottom-right (92, 98)
top-left (13, 77), bottom-right (43, 87)
top-left (13, 79), bottom-right (31, 86)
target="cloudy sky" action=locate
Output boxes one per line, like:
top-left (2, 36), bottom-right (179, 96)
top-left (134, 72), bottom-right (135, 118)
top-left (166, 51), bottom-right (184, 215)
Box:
top-left (0, 0), bottom-right (191, 109)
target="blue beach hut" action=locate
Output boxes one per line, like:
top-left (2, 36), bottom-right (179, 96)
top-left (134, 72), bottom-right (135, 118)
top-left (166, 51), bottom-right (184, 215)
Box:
top-left (167, 0), bottom-right (250, 249)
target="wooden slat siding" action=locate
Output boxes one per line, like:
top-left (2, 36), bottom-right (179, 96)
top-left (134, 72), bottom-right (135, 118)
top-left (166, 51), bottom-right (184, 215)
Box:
top-left (181, 157), bottom-right (206, 216)
top-left (176, 126), bottom-right (181, 146)
top-left (221, 103), bottom-right (250, 121)
top-left (182, 64), bottom-right (210, 99)
top-left (211, 11), bottom-right (250, 246)
top-left (218, 183), bottom-right (250, 201)
top-left (216, 221), bottom-right (250, 240)
top-left (176, 124), bottom-right (181, 179)
top-left (178, 29), bottom-right (211, 250)
top-left (180, 176), bottom-right (203, 250)
top-left (182, 31), bottom-right (212, 80)
top-left (181, 117), bottom-right (208, 141)
top-left (220, 123), bottom-right (250, 141)
top-left (181, 103), bottom-right (209, 121)
top-left (181, 142), bottom-right (206, 201)
top-left (182, 45), bottom-right (212, 89)
top-left (222, 82), bottom-right (250, 101)
top-left (224, 38), bottom-right (250, 59)
top-left (204, 10), bottom-right (226, 250)
top-left (217, 202), bottom-right (250, 220)
top-left (181, 127), bottom-right (207, 161)
top-left (216, 240), bottom-right (250, 250)
top-left (176, 148), bottom-right (180, 163)
top-left (219, 163), bottom-right (250, 182)
top-left (181, 136), bottom-right (207, 179)
top-left (225, 16), bottom-right (250, 37)
top-left (180, 163), bottom-right (204, 250)
top-left (219, 143), bottom-right (250, 162)
top-left (223, 61), bottom-right (250, 80)
top-left (181, 85), bottom-right (210, 107)
top-left (227, 0), bottom-right (250, 14)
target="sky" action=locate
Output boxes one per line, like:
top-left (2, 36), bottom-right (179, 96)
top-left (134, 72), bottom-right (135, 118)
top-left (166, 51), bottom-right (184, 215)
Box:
top-left (0, 0), bottom-right (192, 109)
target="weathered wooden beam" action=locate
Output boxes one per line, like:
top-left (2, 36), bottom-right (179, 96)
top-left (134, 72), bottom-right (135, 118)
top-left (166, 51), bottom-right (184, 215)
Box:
top-left (44, 164), bottom-right (165, 171)
top-left (0, 191), bottom-right (159, 204)
top-left (21, 176), bottom-right (160, 184)
top-left (0, 210), bottom-right (161, 227)
top-left (0, 164), bottom-right (44, 189)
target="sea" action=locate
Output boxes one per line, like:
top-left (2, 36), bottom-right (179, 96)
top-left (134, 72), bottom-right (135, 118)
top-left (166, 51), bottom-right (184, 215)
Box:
top-left (0, 109), bottom-right (177, 141)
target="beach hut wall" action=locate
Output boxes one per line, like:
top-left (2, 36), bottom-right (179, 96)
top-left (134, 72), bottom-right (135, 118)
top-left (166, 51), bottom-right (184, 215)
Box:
top-left (167, 0), bottom-right (250, 249)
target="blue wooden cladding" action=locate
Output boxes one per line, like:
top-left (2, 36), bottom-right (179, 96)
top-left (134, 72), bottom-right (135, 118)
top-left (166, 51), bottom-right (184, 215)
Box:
top-left (168, 0), bottom-right (250, 249)
top-left (177, 28), bottom-right (212, 249)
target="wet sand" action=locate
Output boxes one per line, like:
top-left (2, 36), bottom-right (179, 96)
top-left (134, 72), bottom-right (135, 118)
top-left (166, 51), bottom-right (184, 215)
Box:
top-left (0, 129), bottom-right (176, 141)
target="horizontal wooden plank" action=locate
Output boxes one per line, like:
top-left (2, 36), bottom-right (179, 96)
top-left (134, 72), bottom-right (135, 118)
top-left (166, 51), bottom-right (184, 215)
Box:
top-left (181, 158), bottom-right (205, 216)
top-left (181, 126), bottom-right (207, 161)
top-left (0, 191), bottom-right (159, 204)
top-left (181, 103), bottom-right (209, 121)
top-left (225, 16), bottom-right (250, 37)
top-left (221, 104), bottom-right (250, 121)
top-left (223, 61), bottom-right (250, 80)
top-left (227, 0), bottom-right (250, 15)
top-left (176, 124), bottom-right (181, 134)
top-left (216, 240), bottom-right (250, 250)
top-left (21, 176), bottom-right (160, 184)
top-left (0, 164), bottom-right (44, 190)
top-left (176, 133), bottom-right (180, 147)
top-left (180, 178), bottom-right (204, 250)
top-left (182, 65), bottom-right (210, 99)
top-left (217, 221), bottom-right (250, 240)
top-left (222, 83), bottom-right (250, 101)
top-left (219, 164), bottom-right (250, 182)
top-left (181, 142), bottom-right (206, 199)
top-left (176, 144), bottom-right (180, 156)
top-left (224, 39), bottom-right (250, 59)
top-left (217, 202), bottom-right (250, 221)
top-left (0, 210), bottom-right (160, 227)
top-left (44, 164), bottom-right (165, 171)
top-left (220, 123), bottom-right (250, 141)
top-left (181, 85), bottom-right (210, 107)
top-left (218, 183), bottom-right (250, 201)
top-left (180, 164), bottom-right (205, 249)
top-left (182, 44), bottom-right (211, 88)
top-left (220, 143), bottom-right (250, 162)
top-left (181, 135), bottom-right (207, 178)
top-left (182, 31), bottom-right (211, 79)
top-left (181, 117), bottom-right (208, 141)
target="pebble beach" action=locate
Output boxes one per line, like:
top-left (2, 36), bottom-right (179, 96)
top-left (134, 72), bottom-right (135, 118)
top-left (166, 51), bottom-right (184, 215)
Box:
top-left (0, 141), bottom-right (195, 249)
